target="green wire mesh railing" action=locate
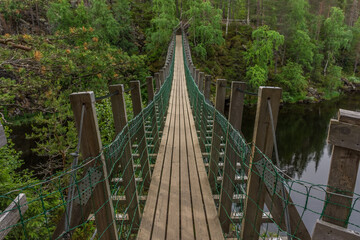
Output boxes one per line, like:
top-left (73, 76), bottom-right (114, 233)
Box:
top-left (181, 32), bottom-right (360, 239)
top-left (0, 35), bottom-right (175, 240)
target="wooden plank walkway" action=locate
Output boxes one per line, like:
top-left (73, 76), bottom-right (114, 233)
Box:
top-left (137, 35), bottom-right (224, 240)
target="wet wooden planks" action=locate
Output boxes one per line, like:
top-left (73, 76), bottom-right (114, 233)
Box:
top-left (137, 35), bottom-right (223, 240)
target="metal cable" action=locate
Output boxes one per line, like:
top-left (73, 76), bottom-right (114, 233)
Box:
top-left (237, 88), bottom-right (258, 96)
top-left (95, 90), bottom-right (119, 102)
top-left (267, 99), bottom-right (292, 240)
top-left (124, 86), bottom-right (135, 93)
top-left (64, 104), bottom-right (86, 239)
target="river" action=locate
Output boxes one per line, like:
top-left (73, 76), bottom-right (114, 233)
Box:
top-left (241, 92), bottom-right (360, 234)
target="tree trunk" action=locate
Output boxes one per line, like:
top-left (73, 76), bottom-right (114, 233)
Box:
top-left (324, 54), bottom-right (330, 76)
top-left (349, 0), bottom-right (358, 26)
top-left (260, 0), bottom-right (263, 25)
top-left (354, 53), bottom-right (359, 74)
top-left (225, 0), bottom-right (231, 36)
top-left (281, 44), bottom-right (286, 66)
top-left (175, 0), bottom-right (179, 19)
top-left (256, 0), bottom-right (260, 26)
top-left (247, 0), bottom-right (251, 25)
top-left (274, 52), bottom-right (278, 74)
top-left (315, 1), bottom-right (324, 40)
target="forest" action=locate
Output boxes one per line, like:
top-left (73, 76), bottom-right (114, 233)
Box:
top-left (0, 0), bottom-right (359, 238)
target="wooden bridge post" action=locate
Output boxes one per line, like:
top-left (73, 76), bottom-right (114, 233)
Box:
top-left (146, 76), bottom-right (155, 102)
top-left (130, 81), bottom-right (152, 189)
top-left (312, 109), bottom-right (360, 240)
top-left (160, 69), bottom-right (165, 85)
top-left (146, 77), bottom-right (160, 152)
top-left (195, 69), bottom-right (200, 86)
top-left (165, 62), bottom-right (169, 77)
top-left (155, 72), bottom-right (161, 92)
top-left (204, 75), bottom-right (211, 102)
top-left (69, 92), bottom-right (118, 239)
top-left (0, 123), bottom-right (7, 148)
top-left (109, 84), bottom-right (141, 228)
top-left (241, 87), bottom-right (281, 240)
top-left (0, 194), bottom-right (28, 239)
top-left (208, 79), bottom-right (227, 192)
top-left (199, 72), bottom-right (204, 93)
top-left (197, 72), bottom-right (205, 153)
top-left (218, 81), bottom-right (245, 233)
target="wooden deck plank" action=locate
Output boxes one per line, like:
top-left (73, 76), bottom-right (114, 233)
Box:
top-left (166, 52), bottom-right (181, 239)
top-left (179, 73), bottom-right (195, 240)
top-left (182, 72), bottom-right (225, 240)
top-left (181, 70), bottom-right (210, 240)
top-left (151, 65), bottom-right (179, 239)
top-left (137, 55), bottom-right (178, 239)
top-left (138, 35), bottom-right (224, 240)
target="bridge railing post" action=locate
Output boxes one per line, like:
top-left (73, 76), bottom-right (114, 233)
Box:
top-left (69, 92), bottom-right (118, 239)
top-left (312, 109), bottom-right (360, 240)
top-left (208, 79), bottom-right (227, 192)
top-left (146, 76), bottom-right (160, 152)
top-left (160, 69), bottom-right (165, 85)
top-left (155, 72), bottom-right (161, 92)
top-left (241, 87), bottom-right (282, 240)
top-left (218, 81), bottom-right (245, 233)
top-left (204, 75), bottom-right (211, 103)
top-left (195, 69), bottom-right (200, 86)
top-left (109, 84), bottom-right (141, 228)
top-left (198, 72), bottom-right (204, 93)
top-left (197, 72), bottom-right (206, 152)
top-left (130, 81), bottom-right (152, 189)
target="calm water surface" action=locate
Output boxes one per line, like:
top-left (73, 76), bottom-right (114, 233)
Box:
top-left (242, 92), bottom-right (360, 234)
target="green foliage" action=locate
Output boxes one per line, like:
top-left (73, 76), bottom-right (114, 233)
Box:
top-left (146, 0), bottom-right (178, 54)
top-left (246, 64), bottom-right (267, 89)
top-left (288, 30), bottom-right (315, 71)
top-left (0, 122), bottom-right (62, 239)
top-left (0, 124), bottom-right (23, 186)
top-left (246, 25), bottom-right (284, 69)
top-left (323, 64), bottom-right (343, 95)
top-left (0, 32), bottom-right (148, 169)
top-left (276, 61), bottom-right (308, 102)
top-left (47, 0), bottom-right (128, 46)
top-left (322, 7), bottom-right (352, 75)
top-left (245, 25), bottom-right (284, 88)
top-left (185, 0), bottom-right (224, 59)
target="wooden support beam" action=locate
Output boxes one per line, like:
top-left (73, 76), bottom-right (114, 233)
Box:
top-left (130, 81), bottom-right (151, 189)
top-left (146, 76), bottom-right (155, 103)
top-left (155, 73), bottom-right (161, 92)
top-left (145, 76), bottom-right (160, 152)
top-left (218, 81), bottom-right (245, 233)
top-left (199, 72), bottom-right (204, 93)
top-left (160, 69), bottom-right (165, 85)
top-left (241, 87), bottom-right (281, 240)
top-left (208, 79), bottom-right (227, 192)
top-left (195, 69), bottom-right (200, 86)
top-left (322, 109), bottom-right (360, 227)
top-left (204, 75), bottom-right (211, 102)
top-left (109, 84), bottom-right (141, 227)
top-left (0, 123), bottom-right (6, 148)
top-left (312, 220), bottom-right (360, 240)
top-left (69, 91), bottom-right (118, 239)
top-left (0, 194), bottom-right (28, 239)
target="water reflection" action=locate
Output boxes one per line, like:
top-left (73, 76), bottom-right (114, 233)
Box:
top-left (242, 92), bottom-right (360, 178)
top-left (241, 92), bottom-right (360, 233)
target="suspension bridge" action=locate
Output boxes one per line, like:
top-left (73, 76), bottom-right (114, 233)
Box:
top-left (1, 28), bottom-right (360, 240)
